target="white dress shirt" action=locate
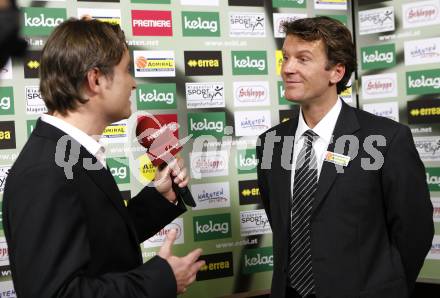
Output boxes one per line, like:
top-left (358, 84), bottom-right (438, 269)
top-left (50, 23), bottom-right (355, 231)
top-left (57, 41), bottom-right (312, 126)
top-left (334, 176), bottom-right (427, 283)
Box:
top-left (291, 98), bottom-right (342, 194)
top-left (41, 114), bottom-right (107, 168)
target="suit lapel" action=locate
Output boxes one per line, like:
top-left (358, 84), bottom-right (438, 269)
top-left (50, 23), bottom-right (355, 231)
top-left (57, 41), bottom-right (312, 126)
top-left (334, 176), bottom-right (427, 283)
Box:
top-left (311, 101), bottom-right (360, 216)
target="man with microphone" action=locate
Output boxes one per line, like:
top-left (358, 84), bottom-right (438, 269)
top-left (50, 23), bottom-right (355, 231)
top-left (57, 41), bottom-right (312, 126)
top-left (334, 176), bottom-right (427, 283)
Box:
top-left (3, 18), bottom-right (204, 297)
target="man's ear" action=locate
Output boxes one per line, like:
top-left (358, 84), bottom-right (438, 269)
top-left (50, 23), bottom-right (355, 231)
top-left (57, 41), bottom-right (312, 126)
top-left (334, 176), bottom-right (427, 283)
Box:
top-left (85, 67), bottom-right (101, 94)
top-left (330, 63), bottom-right (346, 84)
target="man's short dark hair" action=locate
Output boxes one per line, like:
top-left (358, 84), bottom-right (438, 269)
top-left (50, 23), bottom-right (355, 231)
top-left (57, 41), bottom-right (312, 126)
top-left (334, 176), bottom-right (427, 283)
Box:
top-left (282, 16), bottom-right (357, 94)
top-left (40, 18), bottom-right (127, 115)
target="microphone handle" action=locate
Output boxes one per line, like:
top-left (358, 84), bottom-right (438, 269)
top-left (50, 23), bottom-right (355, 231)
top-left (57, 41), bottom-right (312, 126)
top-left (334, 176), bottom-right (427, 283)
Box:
top-left (172, 182), bottom-right (196, 207)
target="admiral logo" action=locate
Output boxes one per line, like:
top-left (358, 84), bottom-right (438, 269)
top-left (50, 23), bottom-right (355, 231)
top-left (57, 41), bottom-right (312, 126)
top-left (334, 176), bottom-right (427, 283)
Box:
top-left (229, 13), bottom-right (265, 37)
top-left (273, 0), bottom-right (306, 8)
top-left (77, 8), bottom-right (121, 25)
top-left (184, 51), bottom-right (223, 76)
top-left (25, 86), bottom-right (48, 115)
top-left (361, 44), bottom-right (395, 70)
top-left (143, 218), bottom-right (184, 248)
top-left (181, 0), bottom-right (219, 5)
top-left (107, 157), bottom-right (130, 184)
top-left (228, 0), bottom-right (264, 6)
top-left (358, 7), bottom-right (395, 35)
top-left (403, 1), bottom-right (440, 29)
top-left (182, 11), bottom-right (220, 36)
top-left (24, 51), bottom-right (42, 79)
top-left (232, 51), bottom-right (267, 75)
top-left (427, 235), bottom-right (440, 260)
top-left (0, 60), bottom-right (12, 80)
top-left (406, 69), bottom-right (440, 95)
top-left (240, 209), bottom-right (271, 237)
top-left (241, 247), bottom-right (273, 274)
top-left (22, 7), bottom-right (66, 36)
top-left (193, 213), bottom-right (231, 241)
top-left (137, 83), bottom-right (176, 110)
top-left (279, 108), bottom-right (300, 123)
top-left (190, 150), bottom-right (229, 179)
top-left (188, 112), bottom-right (225, 138)
top-left (0, 166), bottom-right (11, 193)
top-left (233, 81), bottom-right (270, 107)
top-left (432, 197), bottom-right (440, 223)
top-left (131, 10), bottom-right (172, 36)
top-left (191, 182), bottom-right (230, 211)
top-left (185, 82), bottom-right (225, 109)
top-left (273, 13), bottom-right (307, 38)
top-left (234, 110), bottom-right (271, 136)
top-left (0, 87), bottom-right (14, 115)
top-left (0, 122), bottom-right (16, 150)
top-left (134, 51), bottom-right (175, 78)
top-left (102, 120), bottom-right (127, 143)
top-left (314, 0), bottom-right (347, 10)
top-left (237, 148), bottom-right (257, 174)
top-left (362, 102), bottom-right (399, 122)
top-left (404, 37), bottom-right (440, 66)
top-left (239, 179), bottom-right (261, 205)
top-left (197, 252), bottom-right (233, 281)
top-left (407, 99), bottom-right (440, 125)
top-left (414, 136), bottom-right (440, 161)
top-left (361, 73), bottom-right (397, 99)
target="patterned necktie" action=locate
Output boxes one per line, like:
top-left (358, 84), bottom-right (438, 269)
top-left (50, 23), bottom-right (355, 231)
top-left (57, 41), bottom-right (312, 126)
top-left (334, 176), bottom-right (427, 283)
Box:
top-left (289, 129), bottom-right (318, 296)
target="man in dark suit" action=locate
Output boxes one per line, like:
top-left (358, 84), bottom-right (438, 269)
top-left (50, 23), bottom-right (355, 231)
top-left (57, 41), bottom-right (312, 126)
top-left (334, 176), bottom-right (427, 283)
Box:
top-left (257, 17), bottom-right (433, 298)
top-left (3, 19), bottom-right (204, 297)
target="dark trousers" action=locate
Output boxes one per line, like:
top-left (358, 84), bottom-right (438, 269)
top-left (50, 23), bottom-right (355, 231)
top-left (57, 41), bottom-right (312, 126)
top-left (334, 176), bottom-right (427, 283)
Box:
top-left (285, 286), bottom-right (316, 298)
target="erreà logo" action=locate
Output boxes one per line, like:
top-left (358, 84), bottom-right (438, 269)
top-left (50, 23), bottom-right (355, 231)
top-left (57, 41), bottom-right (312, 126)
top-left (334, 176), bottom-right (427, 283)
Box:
top-left (182, 11), bottom-right (220, 37)
top-left (237, 148), bottom-right (257, 174)
top-left (184, 51), bottom-right (223, 76)
top-left (0, 121), bottom-right (16, 150)
top-left (131, 10), bottom-right (172, 36)
top-left (24, 50), bottom-right (42, 79)
top-left (406, 68), bottom-right (440, 95)
top-left (193, 213), bottom-right (231, 241)
top-left (239, 179), bottom-right (261, 205)
top-left (241, 247), bottom-right (273, 274)
top-left (197, 252), bottom-right (233, 281)
top-left (136, 83), bottom-right (176, 110)
top-left (22, 7), bottom-right (66, 36)
top-left (232, 51), bottom-right (267, 75)
top-left (188, 112), bottom-right (225, 138)
top-left (361, 43), bottom-right (396, 70)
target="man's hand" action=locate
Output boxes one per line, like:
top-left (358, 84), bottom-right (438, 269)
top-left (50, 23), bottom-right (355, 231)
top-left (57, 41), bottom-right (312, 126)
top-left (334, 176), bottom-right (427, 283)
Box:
top-left (0, 0), bottom-right (11, 9)
top-left (158, 229), bottom-right (205, 294)
top-left (154, 156), bottom-right (189, 204)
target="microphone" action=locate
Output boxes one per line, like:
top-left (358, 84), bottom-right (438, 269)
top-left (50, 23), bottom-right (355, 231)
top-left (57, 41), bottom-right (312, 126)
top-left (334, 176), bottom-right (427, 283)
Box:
top-left (136, 115), bottom-right (196, 207)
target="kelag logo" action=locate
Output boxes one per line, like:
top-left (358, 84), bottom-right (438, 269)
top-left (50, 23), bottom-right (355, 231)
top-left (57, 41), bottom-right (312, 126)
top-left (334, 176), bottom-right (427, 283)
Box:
top-left (0, 87), bottom-right (14, 116)
top-left (278, 81), bottom-right (294, 105)
top-left (188, 112), bottom-right (225, 138)
top-left (24, 50), bottom-right (41, 79)
top-left (361, 44), bottom-right (396, 70)
top-left (182, 11), bottom-right (220, 36)
top-left (236, 148), bottom-right (257, 174)
top-left (136, 83), bottom-right (176, 110)
top-left (184, 51), bottom-right (223, 76)
top-left (0, 121), bottom-right (15, 150)
top-left (197, 252), bottom-right (233, 281)
top-left (131, 10), bottom-right (172, 36)
top-left (406, 68), bottom-right (440, 95)
top-left (22, 7), bottom-right (66, 36)
top-left (407, 99), bottom-right (440, 125)
top-left (232, 51), bottom-right (267, 75)
top-left (427, 168), bottom-right (440, 192)
top-left (241, 247), bottom-right (273, 274)
top-left (239, 179), bottom-right (261, 205)
top-left (228, 0), bottom-right (264, 6)
top-left (193, 213), bottom-right (231, 241)
top-left (273, 0), bottom-right (306, 8)
top-left (27, 119), bottom-right (37, 138)
top-left (107, 157), bottom-right (130, 185)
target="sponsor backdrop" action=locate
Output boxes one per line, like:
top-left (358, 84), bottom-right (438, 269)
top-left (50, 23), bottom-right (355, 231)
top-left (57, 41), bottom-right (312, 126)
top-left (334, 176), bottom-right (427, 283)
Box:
top-left (0, 0), bottom-right (355, 297)
top-left (354, 0), bottom-right (440, 283)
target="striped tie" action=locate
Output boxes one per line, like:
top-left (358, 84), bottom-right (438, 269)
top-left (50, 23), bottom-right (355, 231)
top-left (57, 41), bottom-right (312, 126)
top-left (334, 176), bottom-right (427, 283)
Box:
top-left (289, 129), bottom-right (318, 297)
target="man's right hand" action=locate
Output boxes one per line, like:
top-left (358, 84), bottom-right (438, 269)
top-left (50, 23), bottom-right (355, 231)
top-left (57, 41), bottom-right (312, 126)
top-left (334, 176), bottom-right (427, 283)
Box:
top-left (158, 229), bottom-right (205, 294)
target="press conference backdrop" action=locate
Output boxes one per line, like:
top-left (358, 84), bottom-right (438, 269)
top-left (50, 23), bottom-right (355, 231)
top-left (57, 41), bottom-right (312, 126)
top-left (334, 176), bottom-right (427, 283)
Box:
top-left (11, 0), bottom-right (440, 297)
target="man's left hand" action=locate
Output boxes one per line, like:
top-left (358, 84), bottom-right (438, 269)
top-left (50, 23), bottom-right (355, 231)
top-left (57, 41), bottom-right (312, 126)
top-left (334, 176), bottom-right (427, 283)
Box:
top-left (154, 156), bottom-right (189, 204)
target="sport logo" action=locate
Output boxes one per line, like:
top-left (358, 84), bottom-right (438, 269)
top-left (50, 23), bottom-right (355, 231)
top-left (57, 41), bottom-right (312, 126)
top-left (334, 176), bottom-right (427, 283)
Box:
top-left (358, 7), bottom-right (395, 35)
top-left (232, 51), bottom-right (267, 75)
top-left (134, 51), bottom-right (175, 77)
top-left (361, 44), bottom-right (395, 70)
top-left (22, 7), bottom-right (66, 36)
top-left (193, 213), bottom-right (231, 241)
top-left (188, 112), bottom-right (225, 138)
top-left (131, 10), bottom-right (172, 36)
top-left (414, 136), bottom-right (440, 161)
top-left (229, 13), bottom-right (265, 37)
top-left (0, 87), bottom-right (14, 115)
top-left (233, 81), bottom-right (270, 107)
top-left (361, 73), bottom-right (397, 99)
top-left (185, 82), bottom-right (225, 108)
top-left (403, 0), bottom-right (440, 29)
top-left (25, 86), bottom-right (48, 115)
top-left (136, 83), bottom-right (176, 110)
top-left (406, 69), bottom-right (440, 95)
top-left (182, 11), bottom-right (220, 36)
top-left (240, 209), bottom-right (271, 237)
top-left (184, 51), bottom-right (223, 76)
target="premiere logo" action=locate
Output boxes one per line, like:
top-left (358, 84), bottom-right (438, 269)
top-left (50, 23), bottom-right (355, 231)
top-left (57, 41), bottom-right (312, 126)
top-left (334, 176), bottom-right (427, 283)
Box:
top-left (184, 51), bottom-right (223, 76)
top-left (131, 10), bottom-right (172, 36)
top-left (197, 252), bottom-right (233, 281)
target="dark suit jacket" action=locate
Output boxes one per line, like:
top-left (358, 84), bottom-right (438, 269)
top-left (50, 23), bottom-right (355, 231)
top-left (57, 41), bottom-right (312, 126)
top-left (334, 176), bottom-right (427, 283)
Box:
top-left (3, 119), bottom-right (185, 297)
top-left (257, 101), bottom-right (434, 298)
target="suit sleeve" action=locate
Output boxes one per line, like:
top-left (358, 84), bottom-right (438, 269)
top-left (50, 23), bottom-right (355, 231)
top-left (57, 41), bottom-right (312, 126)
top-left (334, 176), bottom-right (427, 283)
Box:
top-left (381, 125), bottom-right (434, 293)
top-left (257, 134), bottom-right (272, 227)
top-left (3, 164), bottom-right (176, 298)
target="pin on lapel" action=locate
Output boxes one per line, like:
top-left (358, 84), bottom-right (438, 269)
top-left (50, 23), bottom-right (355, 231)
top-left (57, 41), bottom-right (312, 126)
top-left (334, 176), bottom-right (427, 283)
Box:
top-left (324, 151), bottom-right (350, 167)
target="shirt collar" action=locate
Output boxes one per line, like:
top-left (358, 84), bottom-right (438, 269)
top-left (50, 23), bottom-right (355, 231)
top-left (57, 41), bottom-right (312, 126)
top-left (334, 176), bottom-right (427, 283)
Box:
top-left (41, 114), bottom-right (105, 158)
top-left (295, 98), bottom-right (342, 144)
